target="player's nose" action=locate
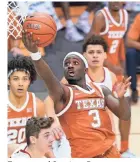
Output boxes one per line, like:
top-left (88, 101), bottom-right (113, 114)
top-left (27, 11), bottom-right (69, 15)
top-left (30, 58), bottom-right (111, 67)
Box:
top-left (93, 53), bottom-right (98, 58)
top-left (68, 63), bottom-right (74, 68)
top-left (18, 79), bottom-right (23, 86)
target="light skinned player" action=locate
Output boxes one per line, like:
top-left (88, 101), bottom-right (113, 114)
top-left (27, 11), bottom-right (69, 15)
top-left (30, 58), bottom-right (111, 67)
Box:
top-left (8, 55), bottom-right (46, 157)
top-left (22, 31), bottom-right (131, 158)
top-left (10, 117), bottom-right (55, 158)
top-left (86, 2), bottom-right (134, 157)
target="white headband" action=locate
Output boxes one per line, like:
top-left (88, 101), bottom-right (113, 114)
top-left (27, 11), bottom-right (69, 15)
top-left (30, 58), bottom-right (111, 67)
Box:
top-left (8, 68), bottom-right (30, 78)
top-left (63, 52), bottom-right (88, 68)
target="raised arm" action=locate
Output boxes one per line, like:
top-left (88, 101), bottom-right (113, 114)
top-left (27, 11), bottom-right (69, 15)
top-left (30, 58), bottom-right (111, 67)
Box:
top-left (44, 76), bottom-right (68, 118)
top-left (22, 31), bottom-right (69, 113)
top-left (101, 76), bottom-right (131, 120)
top-left (85, 11), bottom-right (105, 41)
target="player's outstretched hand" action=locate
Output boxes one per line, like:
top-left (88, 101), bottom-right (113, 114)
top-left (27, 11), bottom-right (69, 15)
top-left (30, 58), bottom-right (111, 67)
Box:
top-left (22, 31), bottom-right (38, 53)
top-left (115, 76), bottom-right (131, 98)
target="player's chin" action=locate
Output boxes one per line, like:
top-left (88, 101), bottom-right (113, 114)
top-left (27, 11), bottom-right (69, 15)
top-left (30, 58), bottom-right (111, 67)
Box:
top-left (16, 91), bottom-right (26, 97)
top-left (113, 7), bottom-right (120, 11)
top-left (91, 64), bottom-right (100, 68)
top-left (66, 75), bottom-right (76, 81)
top-left (48, 145), bottom-right (53, 151)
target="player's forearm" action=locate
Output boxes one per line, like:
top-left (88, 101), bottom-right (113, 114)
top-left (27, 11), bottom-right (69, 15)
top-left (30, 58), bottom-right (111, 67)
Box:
top-left (126, 38), bottom-right (140, 50)
top-left (44, 96), bottom-right (56, 118)
top-left (118, 96), bottom-right (131, 120)
top-left (33, 58), bottom-right (64, 101)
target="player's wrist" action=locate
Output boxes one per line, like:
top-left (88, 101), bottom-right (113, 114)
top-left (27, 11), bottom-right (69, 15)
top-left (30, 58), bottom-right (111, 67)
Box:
top-left (30, 51), bottom-right (41, 61)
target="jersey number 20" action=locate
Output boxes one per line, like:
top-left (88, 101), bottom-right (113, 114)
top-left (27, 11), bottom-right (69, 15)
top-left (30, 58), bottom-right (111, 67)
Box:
top-left (8, 128), bottom-right (25, 144)
top-left (89, 110), bottom-right (101, 128)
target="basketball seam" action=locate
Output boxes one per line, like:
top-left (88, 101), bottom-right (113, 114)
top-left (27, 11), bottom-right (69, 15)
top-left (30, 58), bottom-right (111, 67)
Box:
top-left (24, 19), bottom-right (56, 32)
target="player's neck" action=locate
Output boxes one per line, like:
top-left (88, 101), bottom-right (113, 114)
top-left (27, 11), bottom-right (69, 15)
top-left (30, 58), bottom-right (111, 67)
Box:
top-left (69, 78), bottom-right (89, 90)
top-left (88, 66), bottom-right (105, 83)
top-left (26, 145), bottom-right (45, 158)
top-left (8, 90), bottom-right (27, 108)
top-left (108, 8), bottom-right (119, 18)
top-left (77, 80), bottom-right (90, 90)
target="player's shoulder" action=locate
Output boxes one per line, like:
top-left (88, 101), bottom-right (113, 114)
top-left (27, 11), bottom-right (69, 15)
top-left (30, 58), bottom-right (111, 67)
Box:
top-left (134, 13), bottom-right (140, 22)
top-left (11, 150), bottom-right (30, 158)
top-left (104, 67), bottom-right (117, 81)
top-left (36, 97), bottom-right (45, 109)
top-left (108, 69), bottom-right (116, 79)
top-left (95, 9), bottom-right (105, 19)
top-left (10, 143), bottom-right (30, 158)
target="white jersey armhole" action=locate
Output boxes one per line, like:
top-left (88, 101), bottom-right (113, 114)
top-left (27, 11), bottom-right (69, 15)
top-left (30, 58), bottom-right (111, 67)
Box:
top-left (99, 10), bottom-right (109, 35)
top-left (56, 87), bottom-right (73, 117)
top-left (103, 67), bottom-right (113, 91)
top-left (32, 93), bottom-right (37, 117)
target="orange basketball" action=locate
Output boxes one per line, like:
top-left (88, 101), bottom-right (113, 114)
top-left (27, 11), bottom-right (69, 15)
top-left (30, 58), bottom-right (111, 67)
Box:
top-left (23, 12), bottom-right (57, 47)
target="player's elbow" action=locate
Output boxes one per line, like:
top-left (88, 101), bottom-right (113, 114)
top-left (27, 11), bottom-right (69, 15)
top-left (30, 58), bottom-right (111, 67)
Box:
top-left (119, 112), bottom-right (131, 121)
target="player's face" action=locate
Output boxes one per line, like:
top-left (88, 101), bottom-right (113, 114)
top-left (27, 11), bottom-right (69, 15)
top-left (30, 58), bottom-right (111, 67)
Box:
top-left (35, 128), bottom-right (55, 155)
top-left (64, 56), bottom-right (86, 84)
top-left (108, 2), bottom-right (123, 11)
top-left (8, 71), bottom-right (30, 97)
top-left (83, 45), bottom-right (107, 68)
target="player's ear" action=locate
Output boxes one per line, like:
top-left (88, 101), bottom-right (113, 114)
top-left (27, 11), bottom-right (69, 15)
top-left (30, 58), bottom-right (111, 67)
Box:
top-left (85, 68), bottom-right (88, 73)
top-left (30, 136), bottom-right (37, 144)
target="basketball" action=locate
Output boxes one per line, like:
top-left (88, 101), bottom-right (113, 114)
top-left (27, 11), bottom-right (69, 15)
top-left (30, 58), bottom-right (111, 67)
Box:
top-left (23, 12), bottom-right (57, 47)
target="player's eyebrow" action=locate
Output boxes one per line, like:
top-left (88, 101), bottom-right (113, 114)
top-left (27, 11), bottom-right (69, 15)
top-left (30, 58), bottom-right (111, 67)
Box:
top-left (43, 132), bottom-right (50, 135)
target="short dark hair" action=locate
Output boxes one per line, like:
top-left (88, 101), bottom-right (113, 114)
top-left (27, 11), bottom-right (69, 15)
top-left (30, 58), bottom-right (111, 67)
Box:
top-left (26, 117), bottom-right (54, 146)
top-left (83, 35), bottom-right (108, 53)
top-left (8, 55), bottom-right (37, 84)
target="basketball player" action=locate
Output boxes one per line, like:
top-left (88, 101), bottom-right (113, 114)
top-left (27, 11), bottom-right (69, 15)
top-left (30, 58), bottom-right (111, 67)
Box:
top-left (8, 55), bottom-right (46, 157)
top-left (11, 117), bottom-right (55, 158)
top-left (86, 2), bottom-right (134, 157)
top-left (10, 116), bottom-right (71, 158)
top-left (22, 31), bottom-right (131, 158)
top-left (45, 35), bottom-right (130, 150)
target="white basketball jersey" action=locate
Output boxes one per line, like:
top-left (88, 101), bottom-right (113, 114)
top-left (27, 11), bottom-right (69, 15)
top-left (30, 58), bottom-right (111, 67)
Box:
top-left (10, 144), bottom-right (31, 158)
top-left (85, 67), bottom-right (113, 91)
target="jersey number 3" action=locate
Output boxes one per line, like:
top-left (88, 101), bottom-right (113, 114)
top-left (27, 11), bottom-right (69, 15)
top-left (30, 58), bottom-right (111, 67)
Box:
top-left (110, 40), bottom-right (119, 54)
top-left (89, 110), bottom-right (101, 128)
